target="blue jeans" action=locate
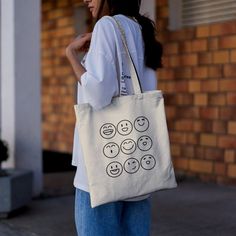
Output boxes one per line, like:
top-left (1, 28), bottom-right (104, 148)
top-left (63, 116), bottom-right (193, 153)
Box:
top-left (74, 188), bottom-right (151, 236)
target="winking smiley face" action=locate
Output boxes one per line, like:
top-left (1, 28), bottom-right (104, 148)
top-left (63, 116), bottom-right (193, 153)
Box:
top-left (124, 158), bottom-right (140, 174)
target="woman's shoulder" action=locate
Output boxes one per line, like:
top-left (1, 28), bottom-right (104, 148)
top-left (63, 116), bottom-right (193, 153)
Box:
top-left (94, 16), bottom-right (116, 31)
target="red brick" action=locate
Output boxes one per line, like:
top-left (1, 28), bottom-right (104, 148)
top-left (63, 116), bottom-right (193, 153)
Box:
top-left (198, 52), bottom-right (212, 65)
top-left (169, 132), bottom-right (187, 144)
top-left (179, 41), bottom-right (192, 53)
top-left (192, 67), bottom-right (208, 79)
top-left (188, 81), bottom-right (201, 92)
top-left (186, 133), bottom-right (199, 145)
top-left (213, 51), bottom-right (230, 64)
top-left (175, 119), bottom-right (193, 132)
top-left (170, 144), bottom-right (181, 156)
top-left (212, 121), bottom-right (227, 134)
top-left (228, 121), bottom-right (236, 135)
top-left (189, 159), bottom-right (213, 174)
top-left (164, 42), bottom-right (179, 55)
top-left (200, 134), bottom-right (217, 147)
top-left (180, 54), bottom-right (198, 66)
top-left (223, 64), bottom-right (236, 77)
top-left (175, 68), bottom-right (192, 79)
top-left (173, 158), bottom-right (189, 170)
top-left (192, 39), bottom-right (208, 52)
top-left (208, 38), bottom-right (218, 50)
top-left (218, 135), bottom-right (236, 148)
top-left (214, 163), bottom-right (226, 175)
top-left (208, 65), bottom-right (222, 78)
top-left (219, 36), bottom-right (236, 49)
top-left (224, 150), bottom-right (235, 163)
top-left (200, 107), bottom-right (219, 119)
top-left (228, 164), bottom-right (236, 178)
top-left (177, 107), bottom-right (199, 119)
top-left (201, 80), bottom-right (219, 92)
top-left (196, 25), bottom-right (210, 38)
top-left (205, 148), bottom-right (224, 161)
top-left (219, 79), bottom-right (236, 92)
top-left (208, 93), bottom-right (226, 106)
top-left (210, 21), bottom-right (236, 36)
top-left (230, 50), bottom-right (236, 63)
top-left (181, 146), bottom-right (195, 158)
top-left (227, 92), bottom-right (236, 105)
top-left (158, 69), bottom-right (175, 80)
top-left (220, 108), bottom-right (236, 120)
top-left (194, 93), bottom-right (208, 106)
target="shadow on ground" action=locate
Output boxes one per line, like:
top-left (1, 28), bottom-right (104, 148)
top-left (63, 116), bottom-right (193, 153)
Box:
top-left (1, 177), bottom-right (236, 236)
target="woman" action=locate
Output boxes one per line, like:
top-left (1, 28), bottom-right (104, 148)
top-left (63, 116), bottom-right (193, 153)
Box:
top-left (66, 0), bottom-right (163, 235)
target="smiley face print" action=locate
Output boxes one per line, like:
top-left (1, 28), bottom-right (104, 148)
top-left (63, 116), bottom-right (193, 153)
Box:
top-left (134, 116), bottom-right (149, 132)
top-left (103, 142), bottom-right (120, 158)
top-left (124, 158), bottom-right (140, 174)
top-left (141, 155), bottom-right (156, 170)
top-left (100, 123), bottom-right (116, 139)
top-left (106, 161), bottom-right (123, 178)
top-left (120, 139), bottom-right (136, 155)
top-left (137, 136), bottom-right (152, 151)
top-left (117, 120), bottom-right (133, 136)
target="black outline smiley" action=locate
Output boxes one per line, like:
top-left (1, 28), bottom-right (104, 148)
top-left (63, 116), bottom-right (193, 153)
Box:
top-left (106, 161), bottom-right (123, 178)
top-left (120, 139), bottom-right (136, 155)
top-left (100, 123), bottom-right (116, 139)
top-left (134, 116), bottom-right (149, 132)
top-left (124, 158), bottom-right (140, 174)
top-left (141, 155), bottom-right (156, 170)
top-left (137, 136), bottom-right (153, 151)
top-left (117, 120), bottom-right (133, 136)
top-left (103, 142), bottom-right (120, 158)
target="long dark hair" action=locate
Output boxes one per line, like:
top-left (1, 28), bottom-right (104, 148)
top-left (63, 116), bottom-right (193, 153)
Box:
top-left (97, 0), bottom-right (163, 70)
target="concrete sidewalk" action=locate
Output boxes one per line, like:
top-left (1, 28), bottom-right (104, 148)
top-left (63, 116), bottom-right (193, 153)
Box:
top-left (1, 178), bottom-right (236, 236)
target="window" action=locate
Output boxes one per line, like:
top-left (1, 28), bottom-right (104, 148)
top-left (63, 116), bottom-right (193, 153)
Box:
top-left (169, 0), bottom-right (236, 30)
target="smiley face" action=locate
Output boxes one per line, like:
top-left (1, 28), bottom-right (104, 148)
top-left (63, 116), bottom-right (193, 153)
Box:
top-left (134, 116), bottom-right (149, 132)
top-left (141, 155), bottom-right (156, 170)
top-left (103, 142), bottom-right (120, 158)
top-left (124, 158), bottom-right (140, 174)
top-left (106, 161), bottom-right (123, 178)
top-left (100, 123), bottom-right (116, 139)
top-left (120, 139), bottom-right (136, 154)
top-left (137, 136), bottom-right (152, 151)
top-left (117, 120), bottom-right (133, 136)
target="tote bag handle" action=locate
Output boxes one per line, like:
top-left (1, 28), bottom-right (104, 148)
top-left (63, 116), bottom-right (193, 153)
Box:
top-left (111, 16), bottom-right (143, 95)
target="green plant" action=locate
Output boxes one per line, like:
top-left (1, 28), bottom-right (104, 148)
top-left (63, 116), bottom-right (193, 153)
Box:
top-left (0, 139), bottom-right (9, 176)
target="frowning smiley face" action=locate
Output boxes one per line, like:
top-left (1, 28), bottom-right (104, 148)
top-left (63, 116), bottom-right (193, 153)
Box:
top-left (141, 155), bottom-right (156, 170)
top-left (117, 120), bottom-right (133, 136)
top-left (124, 158), bottom-right (140, 174)
top-left (100, 123), bottom-right (116, 139)
top-left (103, 142), bottom-right (120, 158)
top-left (137, 136), bottom-right (152, 151)
top-left (134, 116), bottom-right (149, 132)
top-left (106, 161), bottom-right (123, 178)
top-left (120, 139), bottom-right (136, 154)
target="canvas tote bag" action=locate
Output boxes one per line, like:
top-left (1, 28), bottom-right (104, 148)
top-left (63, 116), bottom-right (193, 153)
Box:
top-left (74, 16), bottom-right (177, 208)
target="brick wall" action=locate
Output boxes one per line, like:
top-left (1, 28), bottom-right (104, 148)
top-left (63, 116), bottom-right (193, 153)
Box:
top-left (156, 0), bottom-right (236, 184)
top-left (41, 0), bottom-right (84, 153)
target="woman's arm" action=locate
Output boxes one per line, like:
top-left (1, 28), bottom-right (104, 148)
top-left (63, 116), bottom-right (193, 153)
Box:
top-left (65, 33), bottom-right (92, 84)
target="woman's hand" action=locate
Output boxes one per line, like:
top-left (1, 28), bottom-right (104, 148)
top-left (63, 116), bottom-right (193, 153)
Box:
top-left (65, 33), bottom-right (92, 83)
top-left (66, 32), bottom-right (92, 55)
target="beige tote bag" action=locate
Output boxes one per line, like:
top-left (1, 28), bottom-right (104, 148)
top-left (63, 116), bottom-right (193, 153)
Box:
top-left (74, 16), bottom-right (177, 208)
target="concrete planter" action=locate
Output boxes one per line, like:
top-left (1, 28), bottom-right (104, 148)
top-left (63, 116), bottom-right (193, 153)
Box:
top-left (0, 169), bottom-right (33, 217)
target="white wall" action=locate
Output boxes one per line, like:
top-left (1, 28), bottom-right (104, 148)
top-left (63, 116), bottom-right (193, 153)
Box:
top-left (0, 0), bottom-right (42, 196)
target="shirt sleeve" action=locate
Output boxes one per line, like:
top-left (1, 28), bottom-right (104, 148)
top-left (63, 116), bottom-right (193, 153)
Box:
top-left (79, 16), bottom-right (119, 111)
